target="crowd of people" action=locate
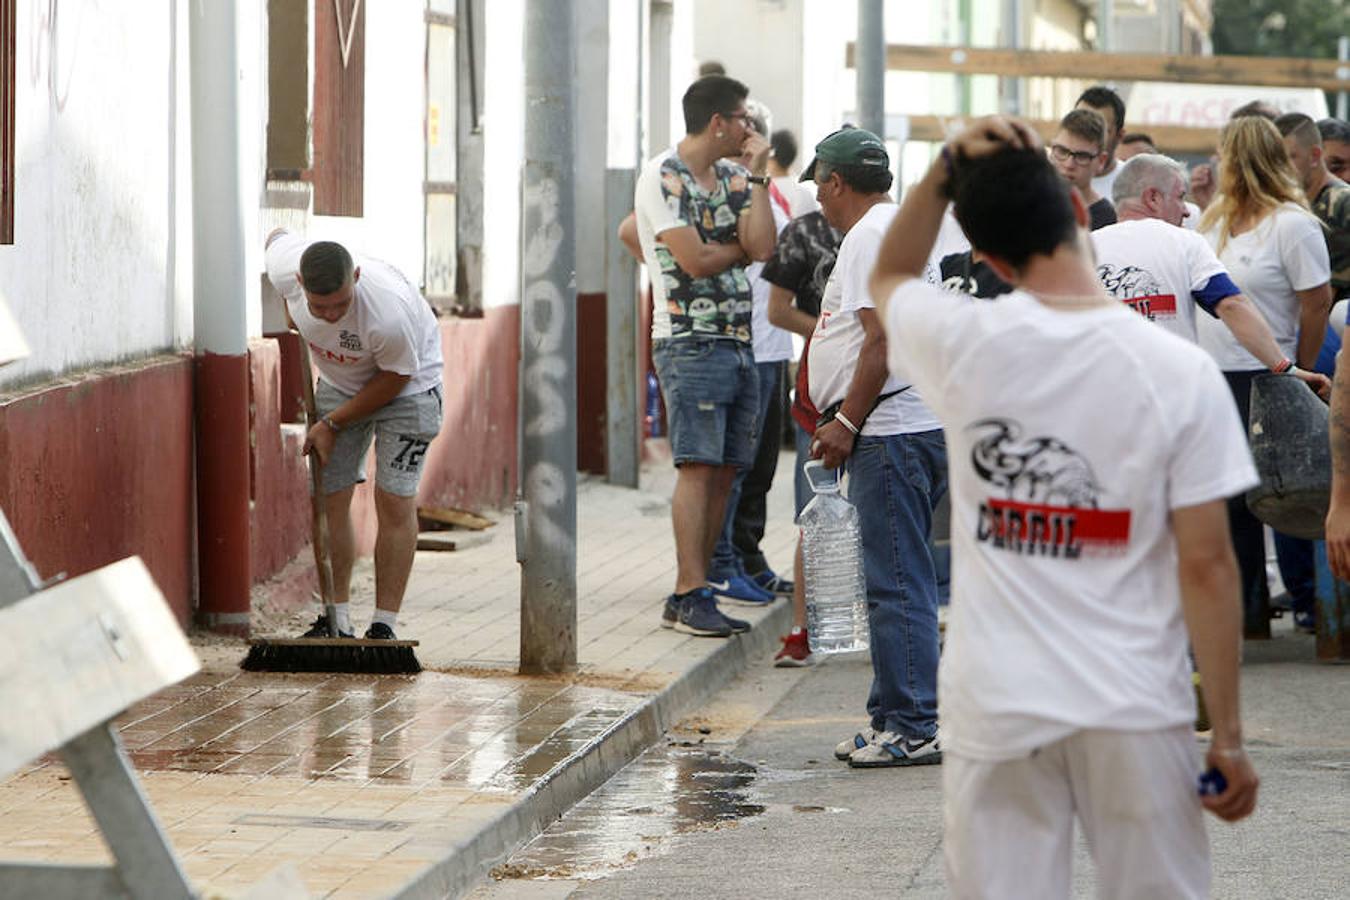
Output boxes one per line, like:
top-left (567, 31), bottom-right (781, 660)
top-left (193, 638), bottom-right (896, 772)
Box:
top-left (625, 71), bottom-right (1350, 897)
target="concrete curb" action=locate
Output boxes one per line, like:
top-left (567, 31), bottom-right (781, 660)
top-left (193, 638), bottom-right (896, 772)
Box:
top-left (392, 598), bottom-right (793, 899)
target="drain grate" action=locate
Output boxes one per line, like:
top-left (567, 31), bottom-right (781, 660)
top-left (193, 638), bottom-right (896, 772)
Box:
top-left (234, 813), bottom-right (409, 832)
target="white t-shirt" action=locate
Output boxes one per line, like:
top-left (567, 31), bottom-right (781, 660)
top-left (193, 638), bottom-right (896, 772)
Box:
top-left (882, 282), bottom-right (1258, 761)
top-left (808, 203), bottom-right (941, 436)
top-left (265, 233), bottom-right (444, 397)
top-left (1197, 203), bottom-right (1330, 370)
top-left (771, 175), bottom-right (820, 218)
top-left (1092, 164), bottom-right (1121, 206)
top-left (748, 197), bottom-right (793, 364)
top-left (1091, 217), bottom-right (1235, 343)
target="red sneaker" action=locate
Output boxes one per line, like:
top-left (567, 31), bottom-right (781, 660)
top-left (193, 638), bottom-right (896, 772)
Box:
top-left (773, 630), bottom-right (814, 668)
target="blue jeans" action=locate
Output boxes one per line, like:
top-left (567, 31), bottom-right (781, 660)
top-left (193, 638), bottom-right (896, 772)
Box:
top-left (652, 338), bottom-right (759, 469)
top-left (794, 418), bottom-right (813, 520)
top-left (846, 430), bottom-right (947, 740)
top-left (710, 360), bottom-right (779, 577)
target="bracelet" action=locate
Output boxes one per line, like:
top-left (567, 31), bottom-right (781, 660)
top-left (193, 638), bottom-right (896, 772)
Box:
top-left (1272, 358), bottom-right (1293, 374)
top-left (322, 415), bottom-right (341, 433)
top-left (835, 410), bottom-right (860, 436)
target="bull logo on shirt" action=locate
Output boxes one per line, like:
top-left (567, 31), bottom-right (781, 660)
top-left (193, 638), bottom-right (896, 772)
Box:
top-left (1096, 264), bottom-right (1177, 320)
top-left (968, 418), bottom-right (1130, 559)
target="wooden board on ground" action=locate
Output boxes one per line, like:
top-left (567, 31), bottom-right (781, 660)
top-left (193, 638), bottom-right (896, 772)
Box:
top-left (416, 531), bottom-right (493, 552)
top-left (418, 505), bottom-right (495, 531)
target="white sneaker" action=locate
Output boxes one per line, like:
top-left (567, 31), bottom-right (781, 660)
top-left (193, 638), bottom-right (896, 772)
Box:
top-left (848, 731), bottom-right (942, 768)
top-left (834, 727), bottom-right (878, 761)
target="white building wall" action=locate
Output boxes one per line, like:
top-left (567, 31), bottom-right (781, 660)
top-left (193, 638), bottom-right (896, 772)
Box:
top-left (1, 0), bottom-right (182, 386)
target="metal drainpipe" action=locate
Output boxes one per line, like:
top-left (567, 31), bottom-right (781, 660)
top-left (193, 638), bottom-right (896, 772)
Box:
top-left (189, 0), bottom-right (251, 636)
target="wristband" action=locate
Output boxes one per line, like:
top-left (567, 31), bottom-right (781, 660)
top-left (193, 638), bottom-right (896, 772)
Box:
top-left (1272, 358), bottom-right (1293, 374)
top-left (940, 144), bottom-right (956, 182)
top-left (322, 415), bottom-right (341, 433)
top-left (835, 410), bottom-right (860, 436)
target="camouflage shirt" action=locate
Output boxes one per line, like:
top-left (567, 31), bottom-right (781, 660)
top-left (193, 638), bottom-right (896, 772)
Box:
top-left (1312, 176), bottom-right (1350, 300)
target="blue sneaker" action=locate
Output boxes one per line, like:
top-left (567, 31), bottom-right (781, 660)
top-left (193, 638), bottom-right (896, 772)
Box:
top-left (675, 588), bottom-right (734, 637)
top-left (751, 568), bottom-right (794, 597)
top-left (660, 594), bottom-right (679, 629)
top-left (707, 573), bottom-right (774, 607)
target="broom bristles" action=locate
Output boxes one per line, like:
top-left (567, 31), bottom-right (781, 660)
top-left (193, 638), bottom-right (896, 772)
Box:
top-left (241, 639), bottom-right (422, 674)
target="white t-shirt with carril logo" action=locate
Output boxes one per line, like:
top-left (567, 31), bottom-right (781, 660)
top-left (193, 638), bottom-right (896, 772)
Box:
top-left (1196, 203), bottom-right (1330, 370)
top-left (808, 203), bottom-right (941, 436)
top-left (882, 282), bottom-right (1257, 761)
top-left (265, 233), bottom-right (444, 397)
top-left (1091, 217), bottom-right (1235, 342)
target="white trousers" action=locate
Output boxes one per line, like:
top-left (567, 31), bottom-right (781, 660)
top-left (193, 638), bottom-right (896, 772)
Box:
top-left (943, 726), bottom-right (1210, 900)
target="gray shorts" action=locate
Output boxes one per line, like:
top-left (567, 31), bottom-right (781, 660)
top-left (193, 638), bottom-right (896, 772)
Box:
top-left (315, 381), bottom-right (444, 497)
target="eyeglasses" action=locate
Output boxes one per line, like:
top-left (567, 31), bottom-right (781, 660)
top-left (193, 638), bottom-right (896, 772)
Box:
top-left (1049, 143), bottom-right (1099, 166)
top-left (721, 110), bottom-right (752, 123)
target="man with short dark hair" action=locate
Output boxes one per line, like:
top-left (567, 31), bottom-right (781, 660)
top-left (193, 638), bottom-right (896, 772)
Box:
top-left (803, 128), bottom-right (947, 768)
top-left (1278, 112), bottom-right (1350, 301)
top-left (1117, 132), bottom-right (1157, 161)
top-left (265, 230), bottom-right (445, 641)
top-left (1076, 85), bottom-right (1127, 200)
top-left (1317, 118), bottom-right (1350, 180)
top-left (1050, 108), bottom-right (1117, 230)
top-left (871, 115), bottom-right (1259, 898)
top-left (632, 75), bottom-right (776, 637)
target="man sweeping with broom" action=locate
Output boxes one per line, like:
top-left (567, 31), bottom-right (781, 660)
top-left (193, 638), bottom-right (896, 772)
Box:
top-left (261, 228), bottom-right (443, 656)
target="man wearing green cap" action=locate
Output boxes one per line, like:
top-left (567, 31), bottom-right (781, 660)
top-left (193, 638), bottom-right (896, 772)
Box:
top-left (804, 128), bottom-right (948, 769)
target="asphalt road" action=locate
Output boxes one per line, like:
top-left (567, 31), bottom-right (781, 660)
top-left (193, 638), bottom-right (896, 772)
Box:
top-left (474, 618), bottom-right (1350, 899)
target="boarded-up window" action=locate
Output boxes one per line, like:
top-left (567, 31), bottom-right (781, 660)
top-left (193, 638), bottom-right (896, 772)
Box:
top-left (1, 0), bottom-right (14, 244)
top-left (313, 0), bottom-right (364, 216)
top-left (424, 3), bottom-right (457, 312)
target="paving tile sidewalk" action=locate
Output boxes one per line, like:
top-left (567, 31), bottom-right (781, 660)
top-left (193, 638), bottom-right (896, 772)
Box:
top-left (0, 453), bottom-right (801, 898)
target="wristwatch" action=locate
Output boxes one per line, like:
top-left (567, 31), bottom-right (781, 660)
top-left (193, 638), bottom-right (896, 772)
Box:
top-left (747, 175), bottom-right (770, 187)
top-left (321, 415), bottom-right (341, 432)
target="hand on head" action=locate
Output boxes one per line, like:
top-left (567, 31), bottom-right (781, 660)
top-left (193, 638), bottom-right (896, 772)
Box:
top-left (946, 116), bottom-right (1043, 166)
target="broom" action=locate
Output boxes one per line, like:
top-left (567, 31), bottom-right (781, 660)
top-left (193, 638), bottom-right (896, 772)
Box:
top-left (242, 335), bottom-right (422, 674)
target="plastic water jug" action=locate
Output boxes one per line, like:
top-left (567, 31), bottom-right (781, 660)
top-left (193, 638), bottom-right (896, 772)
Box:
top-left (800, 460), bottom-right (869, 654)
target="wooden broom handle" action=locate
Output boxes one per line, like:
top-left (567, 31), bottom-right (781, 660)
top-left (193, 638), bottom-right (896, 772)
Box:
top-left (295, 335), bottom-right (337, 628)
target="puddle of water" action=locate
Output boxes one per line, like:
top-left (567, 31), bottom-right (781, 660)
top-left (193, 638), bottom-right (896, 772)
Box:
top-left (492, 744), bottom-right (765, 882)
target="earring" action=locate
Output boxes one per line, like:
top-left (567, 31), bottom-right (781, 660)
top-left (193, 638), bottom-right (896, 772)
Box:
top-left (716, 131), bottom-right (724, 138)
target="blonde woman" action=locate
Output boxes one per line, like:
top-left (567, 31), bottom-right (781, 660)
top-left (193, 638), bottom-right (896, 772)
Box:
top-left (1195, 115), bottom-right (1333, 638)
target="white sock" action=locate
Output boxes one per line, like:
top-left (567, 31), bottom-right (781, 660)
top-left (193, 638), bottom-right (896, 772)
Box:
top-left (372, 608), bottom-right (398, 629)
top-left (790, 626), bottom-right (804, 636)
top-left (330, 603), bottom-right (352, 633)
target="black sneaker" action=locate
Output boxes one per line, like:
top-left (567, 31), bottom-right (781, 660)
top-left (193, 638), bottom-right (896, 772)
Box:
top-left (364, 622), bottom-right (398, 640)
top-left (718, 607), bottom-right (752, 634)
top-left (660, 594), bottom-right (679, 629)
top-left (675, 588), bottom-right (733, 637)
top-left (301, 614), bottom-right (353, 639)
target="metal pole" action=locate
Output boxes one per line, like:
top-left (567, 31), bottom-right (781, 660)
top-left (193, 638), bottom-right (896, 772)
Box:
top-left (1098, 0), bottom-right (1112, 52)
top-left (857, 0), bottom-right (885, 136)
top-left (517, 0), bottom-right (578, 675)
top-left (606, 169), bottom-right (639, 489)
top-left (999, 0), bottom-right (1023, 115)
top-left (1339, 36), bottom-right (1348, 121)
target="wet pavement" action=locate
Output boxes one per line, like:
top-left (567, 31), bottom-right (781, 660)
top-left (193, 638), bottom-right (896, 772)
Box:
top-left (475, 618), bottom-right (1350, 900)
top-left (0, 461), bottom-right (800, 898)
